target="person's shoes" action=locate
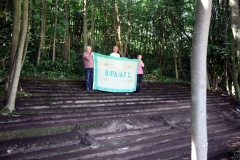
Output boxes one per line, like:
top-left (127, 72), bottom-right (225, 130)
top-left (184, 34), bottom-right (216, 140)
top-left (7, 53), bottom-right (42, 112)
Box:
top-left (86, 88), bottom-right (90, 91)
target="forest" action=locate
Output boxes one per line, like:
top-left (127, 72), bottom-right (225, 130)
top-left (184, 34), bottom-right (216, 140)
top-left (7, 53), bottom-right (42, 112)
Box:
top-left (0, 0), bottom-right (240, 104)
top-left (1, 0), bottom-right (240, 159)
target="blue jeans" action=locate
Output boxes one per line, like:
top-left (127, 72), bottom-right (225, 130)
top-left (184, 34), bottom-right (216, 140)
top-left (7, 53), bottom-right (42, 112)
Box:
top-left (136, 74), bottom-right (143, 93)
top-left (85, 68), bottom-right (93, 90)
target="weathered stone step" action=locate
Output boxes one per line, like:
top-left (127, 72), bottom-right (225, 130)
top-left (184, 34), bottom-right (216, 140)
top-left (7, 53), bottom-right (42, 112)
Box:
top-left (5, 127), bottom-right (236, 160)
top-left (0, 124), bottom-right (181, 159)
top-left (15, 94), bottom-right (227, 107)
top-left (14, 98), bottom-right (229, 112)
top-left (32, 132), bottom-right (189, 160)
top-left (0, 105), bottom-right (233, 138)
top-left (15, 100), bottom-right (192, 110)
top-left (1, 109), bottom-right (190, 132)
top-left (132, 129), bottom-right (240, 160)
top-left (20, 80), bottom-right (190, 88)
top-left (16, 97), bottom-right (191, 106)
top-left (0, 80), bottom-right (238, 159)
top-left (130, 146), bottom-right (191, 160)
top-left (0, 123), bottom-right (170, 156)
top-left (0, 132), bottom-right (81, 155)
top-left (2, 104), bottom-right (190, 122)
top-left (16, 93), bottom-right (192, 102)
top-left (0, 143), bottom-right (90, 160)
top-left (79, 137), bottom-right (190, 160)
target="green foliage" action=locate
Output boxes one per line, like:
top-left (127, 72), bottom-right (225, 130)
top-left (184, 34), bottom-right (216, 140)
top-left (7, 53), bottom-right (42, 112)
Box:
top-left (0, 69), bottom-right (8, 82)
top-left (0, 0), bottom-right (195, 83)
top-left (230, 146), bottom-right (240, 159)
top-left (21, 51), bottom-right (85, 80)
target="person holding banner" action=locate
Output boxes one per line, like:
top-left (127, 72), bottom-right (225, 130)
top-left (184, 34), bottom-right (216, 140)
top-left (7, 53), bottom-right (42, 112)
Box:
top-left (136, 54), bottom-right (145, 93)
top-left (82, 46), bottom-right (94, 90)
top-left (110, 46), bottom-right (120, 57)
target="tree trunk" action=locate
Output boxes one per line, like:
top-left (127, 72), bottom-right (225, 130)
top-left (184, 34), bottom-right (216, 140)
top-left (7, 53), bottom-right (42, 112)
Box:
top-left (113, 0), bottom-right (123, 56)
top-left (83, 0), bottom-right (88, 48)
top-left (191, 0), bottom-right (212, 159)
top-left (123, 3), bottom-right (132, 57)
top-left (5, 0), bottom-right (21, 92)
top-left (222, 0), bottom-right (230, 95)
top-left (225, 59), bottom-right (230, 95)
top-left (3, 0), bottom-right (29, 113)
top-left (229, 0), bottom-right (240, 102)
top-left (90, 4), bottom-right (96, 50)
top-left (37, 0), bottom-right (46, 66)
top-left (22, 0), bottom-right (31, 68)
top-left (52, 0), bottom-right (58, 63)
top-left (64, 1), bottom-right (70, 62)
top-left (173, 32), bottom-right (178, 80)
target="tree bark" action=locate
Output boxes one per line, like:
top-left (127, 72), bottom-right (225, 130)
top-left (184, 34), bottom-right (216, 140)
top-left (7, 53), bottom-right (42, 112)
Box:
top-left (64, 1), bottom-right (70, 62)
top-left (37, 0), bottom-right (46, 65)
top-left (173, 32), bottom-right (178, 80)
top-left (5, 0), bottom-right (21, 93)
top-left (90, 4), bottom-right (96, 50)
top-left (22, 0), bottom-right (32, 68)
top-left (191, 0), bottom-right (212, 159)
top-left (3, 0), bottom-right (29, 113)
top-left (229, 0), bottom-right (240, 101)
top-left (122, 2), bottom-right (132, 57)
top-left (52, 0), bottom-right (58, 63)
top-left (113, 0), bottom-right (123, 56)
top-left (83, 0), bottom-right (88, 48)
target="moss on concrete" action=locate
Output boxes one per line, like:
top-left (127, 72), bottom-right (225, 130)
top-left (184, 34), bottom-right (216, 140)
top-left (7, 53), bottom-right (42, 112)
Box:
top-left (0, 125), bottom-right (75, 141)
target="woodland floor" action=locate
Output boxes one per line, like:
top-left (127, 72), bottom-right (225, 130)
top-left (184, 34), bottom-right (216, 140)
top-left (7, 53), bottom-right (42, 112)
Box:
top-left (0, 80), bottom-right (239, 160)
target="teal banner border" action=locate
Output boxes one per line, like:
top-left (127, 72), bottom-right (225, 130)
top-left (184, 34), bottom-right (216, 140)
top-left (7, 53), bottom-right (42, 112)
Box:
top-left (93, 53), bottom-right (139, 92)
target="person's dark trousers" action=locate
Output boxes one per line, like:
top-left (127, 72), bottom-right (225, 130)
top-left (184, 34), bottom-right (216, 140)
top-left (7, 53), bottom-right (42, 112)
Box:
top-left (136, 74), bottom-right (143, 93)
top-left (85, 68), bottom-right (93, 90)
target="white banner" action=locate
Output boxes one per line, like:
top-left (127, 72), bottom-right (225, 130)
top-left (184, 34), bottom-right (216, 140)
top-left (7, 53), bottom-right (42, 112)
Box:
top-left (93, 53), bottom-right (139, 92)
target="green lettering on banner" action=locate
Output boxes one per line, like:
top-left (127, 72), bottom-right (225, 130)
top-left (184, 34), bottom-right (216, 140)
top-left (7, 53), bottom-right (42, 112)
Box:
top-left (119, 72), bottom-right (123, 78)
top-left (114, 71), bottom-right (117, 77)
top-left (104, 70), bottom-right (132, 78)
top-left (124, 72), bottom-right (127, 78)
top-left (110, 71), bottom-right (114, 76)
top-left (105, 70), bottom-right (108, 76)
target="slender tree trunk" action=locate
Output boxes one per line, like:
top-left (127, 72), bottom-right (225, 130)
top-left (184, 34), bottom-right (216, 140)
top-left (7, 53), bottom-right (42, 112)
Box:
top-left (222, 0), bottom-right (230, 94)
top-left (173, 32), bottom-right (178, 80)
top-left (191, 0), bottom-right (212, 159)
top-left (225, 59), bottom-right (230, 94)
top-left (52, 0), bottom-right (58, 63)
top-left (229, 36), bottom-right (240, 100)
top-left (22, 0), bottom-right (31, 68)
top-left (83, 0), bottom-right (88, 48)
top-left (178, 35), bottom-right (188, 82)
top-left (3, 0), bottom-right (29, 113)
top-left (5, 0), bottom-right (21, 92)
top-left (64, 1), bottom-right (70, 62)
top-left (37, 0), bottom-right (46, 65)
top-left (229, 0), bottom-right (240, 101)
top-left (123, 3), bottom-right (132, 57)
top-left (160, 33), bottom-right (167, 75)
top-left (90, 4), bottom-right (96, 50)
top-left (113, 0), bottom-right (123, 56)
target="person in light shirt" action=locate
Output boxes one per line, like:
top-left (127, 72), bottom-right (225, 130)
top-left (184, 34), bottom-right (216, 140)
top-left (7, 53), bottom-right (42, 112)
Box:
top-left (136, 54), bottom-right (145, 93)
top-left (82, 46), bottom-right (94, 90)
top-left (110, 46), bottom-right (120, 57)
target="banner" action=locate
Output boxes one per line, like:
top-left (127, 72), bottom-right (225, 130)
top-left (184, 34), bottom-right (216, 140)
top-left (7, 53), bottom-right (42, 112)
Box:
top-left (93, 53), bottom-right (139, 92)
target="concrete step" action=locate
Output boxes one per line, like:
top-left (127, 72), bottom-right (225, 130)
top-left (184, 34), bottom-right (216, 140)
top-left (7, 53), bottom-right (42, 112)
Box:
top-left (0, 80), bottom-right (238, 160)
